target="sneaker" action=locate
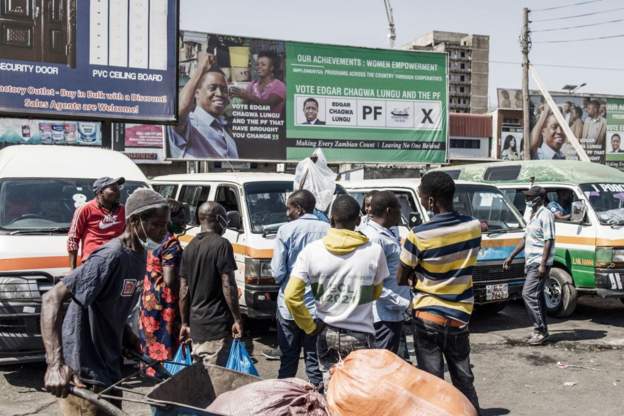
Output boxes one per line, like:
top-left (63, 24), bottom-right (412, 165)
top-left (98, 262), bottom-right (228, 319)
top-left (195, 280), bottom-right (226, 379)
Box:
top-left (262, 347), bottom-right (282, 360)
top-left (527, 332), bottom-right (549, 346)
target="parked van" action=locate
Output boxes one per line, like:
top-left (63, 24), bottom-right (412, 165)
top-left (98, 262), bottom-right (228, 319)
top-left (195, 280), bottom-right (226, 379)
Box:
top-left (151, 173), bottom-right (296, 320)
top-left (436, 160), bottom-right (624, 317)
top-left (0, 145), bottom-right (149, 363)
top-left (339, 178), bottom-right (527, 312)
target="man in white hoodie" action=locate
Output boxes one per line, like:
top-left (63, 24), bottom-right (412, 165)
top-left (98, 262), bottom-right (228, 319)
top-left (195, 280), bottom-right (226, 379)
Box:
top-left (285, 195), bottom-right (389, 384)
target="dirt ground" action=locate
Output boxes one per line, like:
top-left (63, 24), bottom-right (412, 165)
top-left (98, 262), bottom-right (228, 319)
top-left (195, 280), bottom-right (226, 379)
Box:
top-left (2, 297), bottom-right (624, 416)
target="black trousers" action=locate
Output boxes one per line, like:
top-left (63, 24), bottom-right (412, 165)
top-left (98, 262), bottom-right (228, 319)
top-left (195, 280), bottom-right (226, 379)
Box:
top-left (413, 318), bottom-right (480, 411)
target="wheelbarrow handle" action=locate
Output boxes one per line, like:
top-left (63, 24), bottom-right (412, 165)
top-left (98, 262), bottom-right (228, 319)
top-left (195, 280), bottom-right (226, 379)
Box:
top-left (68, 386), bottom-right (129, 416)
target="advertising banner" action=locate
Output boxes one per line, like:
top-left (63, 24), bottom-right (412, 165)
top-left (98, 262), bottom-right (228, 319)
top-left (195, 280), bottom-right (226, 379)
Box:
top-left (0, 0), bottom-right (177, 122)
top-left (498, 89), bottom-right (608, 163)
top-left (120, 124), bottom-right (166, 164)
top-left (0, 118), bottom-right (101, 145)
top-left (606, 98), bottom-right (624, 170)
top-left (166, 31), bottom-right (448, 163)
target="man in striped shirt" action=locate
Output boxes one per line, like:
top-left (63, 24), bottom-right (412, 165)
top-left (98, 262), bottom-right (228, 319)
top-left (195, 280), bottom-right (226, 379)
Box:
top-left (398, 171), bottom-right (481, 412)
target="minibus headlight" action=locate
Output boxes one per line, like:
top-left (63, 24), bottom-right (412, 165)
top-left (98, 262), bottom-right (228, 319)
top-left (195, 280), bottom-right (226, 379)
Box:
top-left (596, 247), bottom-right (614, 267)
top-left (244, 258), bottom-right (275, 285)
top-left (0, 277), bottom-right (40, 300)
top-left (612, 249), bottom-right (624, 263)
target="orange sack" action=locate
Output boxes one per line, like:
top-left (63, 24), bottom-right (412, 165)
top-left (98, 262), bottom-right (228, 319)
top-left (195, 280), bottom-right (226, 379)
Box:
top-left (327, 349), bottom-right (477, 416)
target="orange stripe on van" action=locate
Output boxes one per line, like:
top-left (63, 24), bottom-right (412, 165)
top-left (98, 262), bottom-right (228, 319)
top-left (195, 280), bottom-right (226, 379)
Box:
top-left (177, 234), bottom-right (273, 259)
top-left (597, 238), bottom-right (624, 247)
top-left (0, 256), bottom-right (71, 271)
top-left (555, 236), bottom-right (596, 246)
top-left (481, 238), bottom-right (522, 248)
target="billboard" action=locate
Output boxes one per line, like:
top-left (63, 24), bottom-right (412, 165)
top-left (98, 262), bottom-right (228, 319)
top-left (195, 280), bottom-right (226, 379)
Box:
top-left (0, 118), bottom-right (101, 145)
top-left (606, 98), bottom-right (624, 170)
top-left (498, 89), bottom-right (609, 163)
top-left (166, 31), bottom-right (448, 163)
top-left (116, 124), bottom-right (166, 164)
top-left (0, 0), bottom-right (178, 122)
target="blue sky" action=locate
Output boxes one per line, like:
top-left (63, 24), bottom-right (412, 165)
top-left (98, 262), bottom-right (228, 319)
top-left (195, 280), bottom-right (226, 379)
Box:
top-left (181, 0), bottom-right (624, 107)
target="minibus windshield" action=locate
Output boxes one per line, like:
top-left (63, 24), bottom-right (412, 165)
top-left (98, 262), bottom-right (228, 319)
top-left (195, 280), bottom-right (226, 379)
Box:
top-left (0, 178), bottom-right (146, 232)
top-left (455, 185), bottom-right (524, 232)
top-left (244, 181), bottom-right (293, 234)
top-left (581, 183), bottom-right (624, 225)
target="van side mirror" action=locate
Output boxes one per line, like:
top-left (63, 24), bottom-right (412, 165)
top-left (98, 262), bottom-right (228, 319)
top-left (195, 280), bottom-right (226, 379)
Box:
top-left (570, 200), bottom-right (587, 224)
top-left (408, 211), bottom-right (422, 228)
top-left (226, 211), bottom-right (242, 232)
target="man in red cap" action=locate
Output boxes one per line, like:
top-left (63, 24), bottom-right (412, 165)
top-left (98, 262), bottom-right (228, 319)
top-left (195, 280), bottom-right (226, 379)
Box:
top-left (67, 177), bottom-right (126, 269)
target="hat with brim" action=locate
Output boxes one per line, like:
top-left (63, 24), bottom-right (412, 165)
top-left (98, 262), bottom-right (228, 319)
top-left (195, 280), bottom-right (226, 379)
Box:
top-left (522, 186), bottom-right (546, 197)
top-left (93, 177), bottom-right (125, 193)
top-left (125, 188), bottom-right (168, 220)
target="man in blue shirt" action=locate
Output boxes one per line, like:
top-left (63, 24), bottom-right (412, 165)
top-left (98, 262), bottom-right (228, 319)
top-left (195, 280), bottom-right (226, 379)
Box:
top-left (547, 189), bottom-right (573, 220)
top-left (271, 190), bottom-right (328, 389)
top-left (359, 191), bottom-right (411, 353)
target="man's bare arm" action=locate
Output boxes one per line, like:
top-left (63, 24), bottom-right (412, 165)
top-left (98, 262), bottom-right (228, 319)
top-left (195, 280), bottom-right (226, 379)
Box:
top-left (178, 276), bottom-right (191, 342)
top-left (221, 271), bottom-right (243, 337)
top-left (397, 263), bottom-right (413, 287)
top-left (68, 251), bottom-right (78, 269)
top-left (41, 281), bottom-right (73, 397)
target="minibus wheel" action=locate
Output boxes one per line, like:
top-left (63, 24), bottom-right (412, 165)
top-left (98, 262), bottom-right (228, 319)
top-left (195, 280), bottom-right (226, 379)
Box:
top-left (544, 268), bottom-right (577, 318)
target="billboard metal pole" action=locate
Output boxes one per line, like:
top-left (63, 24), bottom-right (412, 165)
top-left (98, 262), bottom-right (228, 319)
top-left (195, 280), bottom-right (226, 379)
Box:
top-left (521, 7), bottom-right (531, 160)
top-left (530, 66), bottom-right (590, 162)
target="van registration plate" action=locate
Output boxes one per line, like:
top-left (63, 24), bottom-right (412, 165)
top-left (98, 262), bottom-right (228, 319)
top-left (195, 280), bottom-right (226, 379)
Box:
top-left (486, 283), bottom-right (509, 301)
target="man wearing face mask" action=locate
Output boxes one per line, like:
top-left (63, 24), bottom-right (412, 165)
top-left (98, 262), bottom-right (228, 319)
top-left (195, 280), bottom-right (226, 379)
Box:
top-left (41, 189), bottom-right (170, 414)
top-left (398, 172), bottom-right (482, 412)
top-left (67, 176), bottom-right (126, 269)
top-left (504, 186), bottom-right (555, 346)
top-left (179, 202), bottom-right (242, 368)
top-left (271, 190), bottom-right (328, 389)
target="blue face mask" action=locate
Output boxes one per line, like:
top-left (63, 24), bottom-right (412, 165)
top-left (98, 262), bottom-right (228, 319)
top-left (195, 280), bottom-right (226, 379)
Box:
top-left (139, 220), bottom-right (162, 251)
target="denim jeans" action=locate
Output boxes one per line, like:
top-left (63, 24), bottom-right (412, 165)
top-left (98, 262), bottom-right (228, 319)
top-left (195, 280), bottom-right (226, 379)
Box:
top-left (413, 318), bottom-right (480, 411)
top-left (373, 321), bottom-right (403, 353)
top-left (523, 263), bottom-right (549, 334)
top-left (316, 324), bottom-right (374, 386)
top-left (276, 311), bottom-right (322, 387)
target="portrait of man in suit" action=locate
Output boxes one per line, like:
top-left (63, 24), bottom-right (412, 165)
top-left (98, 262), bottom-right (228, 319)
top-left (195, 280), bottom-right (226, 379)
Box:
top-left (302, 98), bottom-right (326, 125)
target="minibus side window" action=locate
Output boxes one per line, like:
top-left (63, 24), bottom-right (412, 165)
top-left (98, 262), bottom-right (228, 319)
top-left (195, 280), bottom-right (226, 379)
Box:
top-left (215, 185), bottom-right (242, 218)
top-left (153, 184), bottom-right (178, 199)
top-left (178, 185), bottom-right (210, 226)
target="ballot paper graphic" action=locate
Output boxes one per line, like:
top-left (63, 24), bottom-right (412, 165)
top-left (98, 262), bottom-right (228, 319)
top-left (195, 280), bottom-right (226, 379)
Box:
top-left (89, 0), bottom-right (168, 70)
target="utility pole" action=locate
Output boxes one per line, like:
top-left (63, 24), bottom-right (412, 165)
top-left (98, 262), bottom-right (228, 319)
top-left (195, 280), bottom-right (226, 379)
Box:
top-left (384, 0), bottom-right (396, 48)
top-left (521, 7), bottom-right (531, 160)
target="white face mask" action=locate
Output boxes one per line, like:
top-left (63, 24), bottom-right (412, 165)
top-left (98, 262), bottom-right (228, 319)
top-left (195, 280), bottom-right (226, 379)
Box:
top-left (138, 220), bottom-right (161, 251)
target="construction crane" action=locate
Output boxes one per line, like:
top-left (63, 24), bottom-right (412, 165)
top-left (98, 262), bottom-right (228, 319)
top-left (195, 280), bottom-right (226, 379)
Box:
top-left (384, 0), bottom-right (397, 48)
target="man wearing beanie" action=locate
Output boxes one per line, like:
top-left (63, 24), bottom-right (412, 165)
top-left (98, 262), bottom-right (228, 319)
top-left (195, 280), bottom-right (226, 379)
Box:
top-left (41, 189), bottom-right (170, 414)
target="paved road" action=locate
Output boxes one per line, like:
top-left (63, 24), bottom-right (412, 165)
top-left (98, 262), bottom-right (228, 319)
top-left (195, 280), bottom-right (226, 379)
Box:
top-left (2, 297), bottom-right (624, 415)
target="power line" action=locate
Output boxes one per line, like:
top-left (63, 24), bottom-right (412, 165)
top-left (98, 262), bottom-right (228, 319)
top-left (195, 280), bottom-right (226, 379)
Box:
top-left (531, 6), bottom-right (624, 22)
top-left (532, 0), bottom-right (604, 13)
top-left (533, 33), bottom-right (624, 43)
top-left (478, 60), bottom-right (624, 72)
top-left (532, 17), bottom-right (624, 32)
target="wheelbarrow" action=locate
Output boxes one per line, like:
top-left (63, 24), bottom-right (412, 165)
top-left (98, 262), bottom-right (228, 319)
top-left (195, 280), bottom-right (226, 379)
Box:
top-left (69, 361), bottom-right (261, 416)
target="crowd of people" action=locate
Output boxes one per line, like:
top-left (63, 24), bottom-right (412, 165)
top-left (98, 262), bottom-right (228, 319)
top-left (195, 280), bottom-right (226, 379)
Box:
top-left (40, 172), bottom-right (559, 415)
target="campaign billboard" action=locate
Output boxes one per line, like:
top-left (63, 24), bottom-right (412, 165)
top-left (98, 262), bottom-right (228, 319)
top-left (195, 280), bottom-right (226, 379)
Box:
top-left (498, 89), bottom-right (611, 163)
top-left (166, 31), bottom-right (448, 163)
top-left (0, 118), bottom-right (102, 145)
top-left (0, 0), bottom-right (178, 122)
top-left (606, 98), bottom-right (624, 171)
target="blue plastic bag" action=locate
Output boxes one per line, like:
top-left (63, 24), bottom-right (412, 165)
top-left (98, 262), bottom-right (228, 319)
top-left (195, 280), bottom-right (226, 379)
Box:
top-left (225, 339), bottom-right (259, 376)
top-left (163, 344), bottom-right (191, 376)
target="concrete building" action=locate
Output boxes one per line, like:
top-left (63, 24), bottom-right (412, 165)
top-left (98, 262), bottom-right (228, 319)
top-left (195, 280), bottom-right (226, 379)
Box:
top-left (404, 31), bottom-right (490, 114)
